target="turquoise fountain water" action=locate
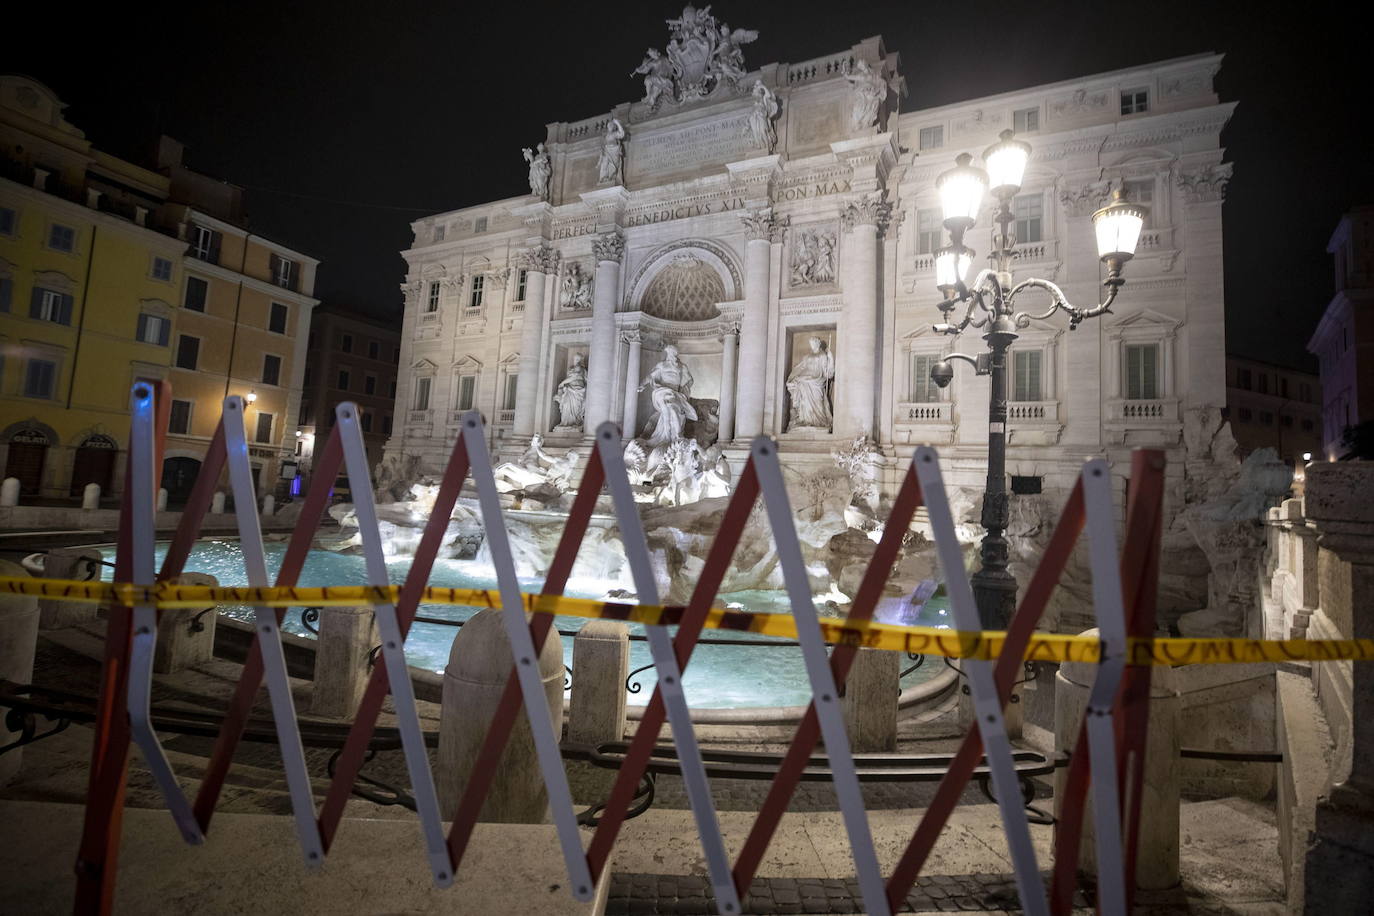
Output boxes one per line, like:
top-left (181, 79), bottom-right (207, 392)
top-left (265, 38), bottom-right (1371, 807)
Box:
top-left (110, 540), bottom-right (950, 708)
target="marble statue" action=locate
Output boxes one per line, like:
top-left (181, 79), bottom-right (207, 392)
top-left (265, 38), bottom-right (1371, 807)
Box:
top-left (598, 118), bottom-right (625, 185)
top-left (637, 345), bottom-right (697, 446)
top-left (640, 5), bottom-right (759, 104)
top-left (843, 59), bottom-right (894, 132)
top-left (831, 434), bottom-right (881, 513)
top-left (554, 354), bottom-right (588, 429)
top-left (546, 449), bottom-right (581, 492)
top-left (522, 143), bottom-right (550, 199)
top-left (790, 229), bottom-right (837, 286)
top-left (786, 336), bottom-right (835, 430)
top-left (494, 434), bottom-right (555, 491)
top-left (632, 49), bottom-right (675, 110)
top-left (623, 438), bottom-right (651, 485)
top-left (560, 262), bottom-right (593, 310)
top-left (746, 81), bottom-right (779, 152)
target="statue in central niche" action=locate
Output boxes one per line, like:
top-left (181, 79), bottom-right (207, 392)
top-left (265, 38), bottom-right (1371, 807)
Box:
top-left (638, 344), bottom-right (697, 446)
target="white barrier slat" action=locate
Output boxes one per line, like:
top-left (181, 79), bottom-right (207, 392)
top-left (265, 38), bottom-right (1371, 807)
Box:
top-left (752, 438), bottom-right (890, 916)
top-left (458, 412), bottom-right (594, 902)
top-left (334, 402), bottom-right (453, 886)
top-left (913, 446), bottom-right (1047, 916)
top-left (1080, 459), bottom-right (1129, 916)
top-left (222, 396), bottom-right (324, 867)
top-left (594, 423), bottom-right (742, 915)
top-left (124, 382), bottom-right (205, 844)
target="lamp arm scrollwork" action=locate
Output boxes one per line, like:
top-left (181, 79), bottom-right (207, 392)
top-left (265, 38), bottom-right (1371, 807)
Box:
top-left (1007, 277), bottom-right (1120, 330)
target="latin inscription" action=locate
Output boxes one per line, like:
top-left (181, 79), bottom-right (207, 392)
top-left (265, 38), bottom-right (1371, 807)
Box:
top-left (626, 197), bottom-right (746, 227)
top-left (630, 115), bottom-right (754, 178)
top-left (771, 180), bottom-right (850, 203)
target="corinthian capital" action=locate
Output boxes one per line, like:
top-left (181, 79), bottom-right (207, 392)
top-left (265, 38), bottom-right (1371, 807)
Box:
top-left (516, 243), bottom-right (560, 274)
top-left (592, 231), bottom-right (626, 263)
top-left (740, 208), bottom-right (779, 241)
top-left (840, 192), bottom-right (892, 234)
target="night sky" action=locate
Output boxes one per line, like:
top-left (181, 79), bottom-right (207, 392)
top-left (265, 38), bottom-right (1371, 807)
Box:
top-left (8, 0), bottom-right (1367, 371)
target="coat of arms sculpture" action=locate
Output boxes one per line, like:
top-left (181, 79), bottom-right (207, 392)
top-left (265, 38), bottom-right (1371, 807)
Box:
top-left (632, 5), bottom-right (758, 109)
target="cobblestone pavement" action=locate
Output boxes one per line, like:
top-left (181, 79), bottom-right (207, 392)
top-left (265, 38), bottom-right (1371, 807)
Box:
top-left (605, 872), bottom-right (1089, 914)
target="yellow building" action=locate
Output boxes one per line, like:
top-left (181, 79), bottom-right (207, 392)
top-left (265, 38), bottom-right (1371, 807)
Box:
top-left (0, 75), bottom-right (320, 505)
top-left (1, 75), bottom-right (186, 500)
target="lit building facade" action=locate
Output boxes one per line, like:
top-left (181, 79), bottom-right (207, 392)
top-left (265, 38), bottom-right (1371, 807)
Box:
top-left (389, 20), bottom-right (1234, 520)
top-left (1309, 206), bottom-right (1374, 460)
top-left (1225, 357), bottom-right (1321, 462)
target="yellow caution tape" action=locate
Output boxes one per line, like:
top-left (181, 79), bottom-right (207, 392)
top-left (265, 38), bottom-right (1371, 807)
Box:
top-left (3, 575), bottom-right (1371, 667)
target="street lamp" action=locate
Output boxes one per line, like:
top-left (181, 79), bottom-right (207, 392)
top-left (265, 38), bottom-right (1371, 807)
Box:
top-left (927, 129), bottom-right (1147, 629)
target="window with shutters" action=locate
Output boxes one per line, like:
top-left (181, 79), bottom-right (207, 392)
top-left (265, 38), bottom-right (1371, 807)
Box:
top-left (368, 340), bottom-right (379, 359)
top-left (151, 256), bottom-right (174, 282)
top-left (168, 399), bottom-right (193, 435)
top-left (188, 224), bottom-right (220, 263)
top-left (414, 376), bottom-right (431, 410)
top-left (47, 223), bottom-right (75, 253)
top-left (30, 287), bottom-right (73, 325)
top-left (255, 412), bottom-right (274, 443)
top-left (1012, 194), bottom-right (1043, 244)
top-left (340, 333), bottom-right (353, 353)
top-left (1013, 107), bottom-right (1040, 133)
top-left (361, 413), bottom-right (373, 433)
top-left (262, 354), bottom-right (281, 386)
top-left (426, 281), bottom-right (440, 312)
top-left (269, 302), bottom-right (288, 334)
top-left (24, 358), bottom-right (57, 398)
top-left (1124, 343), bottom-right (1160, 400)
top-left (468, 275), bottom-right (485, 310)
top-left (270, 254), bottom-right (297, 291)
top-left (364, 374), bottom-right (376, 395)
top-left (184, 276), bottom-right (208, 312)
top-left (337, 369), bottom-right (350, 391)
top-left (0, 207), bottom-right (15, 236)
top-left (175, 335), bottom-right (200, 370)
top-left (136, 313), bottom-right (170, 346)
top-left (1123, 178), bottom-right (1154, 228)
top-left (515, 269), bottom-right (528, 301)
top-left (504, 373), bottom-right (519, 410)
top-left (474, 216), bottom-right (488, 233)
top-left (383, 414), bottom-right (393, 435)
top-left (455, 374), bottom-right (476, 410)
top-left (389, 379), bottom-right (397, 398)
top-left (23, 359), bottom-right (56, 398)
top-left (0, 274), bottom-right (11, 312)
top-left (1236, 367), bottom-right (1252, 390)
top-left (1013, 349), bottom-right (1043, 401)
top-left (919, 126), bottom-right (943, 150)
top-left (1120, 87), bottom-right (1149, 115)
top-left (909, 353), bottom-right (940, 403)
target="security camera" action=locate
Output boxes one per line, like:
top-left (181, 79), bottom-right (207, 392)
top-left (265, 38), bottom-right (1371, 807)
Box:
top-left (930, 360), bottom-right (955, 389)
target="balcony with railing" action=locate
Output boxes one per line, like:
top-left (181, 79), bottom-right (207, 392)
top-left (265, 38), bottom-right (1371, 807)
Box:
top-left (407, 409), bottom-right (433, 427)
top-left (497, 409), bottom-right (515, 426)
top-left (1007, 401), bottom-right (1060, 422)
top-left (1107, 398), bottom-right (1178, 422)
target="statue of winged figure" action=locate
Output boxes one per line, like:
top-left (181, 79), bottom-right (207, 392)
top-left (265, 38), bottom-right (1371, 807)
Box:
top-left (632, 49), bottom-right (675, 110)
top-left (712, 23), bottom-right (758, 88)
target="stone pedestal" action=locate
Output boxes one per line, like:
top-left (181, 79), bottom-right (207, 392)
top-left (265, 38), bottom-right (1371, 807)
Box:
top-left (311, 606), bottom-right (380, 718)
top-left (1301, 461), bottom-right (1374, 913)
top-left (568, 621), bottom-right (628, 800)
top-left (81, 483), bottom-right (100, 509)
top-left (37, 548), bottom-right (103, 629)
top-left (841, 647), bottom-right (898, 752)
top-left (1055, 630), bottom-right (1180, 890)
top-left (211, 491), bottom-right (226, 514)
top-left (0, 558), bottom-right (38, 786)
top-left (438, 608), bottom-right (564, 822)
top-left (154, 572), bottom-right (220, 674)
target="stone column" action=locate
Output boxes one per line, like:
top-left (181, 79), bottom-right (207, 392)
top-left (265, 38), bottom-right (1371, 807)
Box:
top-left (737, 211), bottom-right (777, 440)
top-left (153, 572), bottom-right (219, 674)
top-left (621, 330), bottom-right (643, 440)
top-left (0, 558), bottom-right (38, 786)
top-left (438, 607), bottom-right (564, 822)
top-left (717, 322), bottom-right (740, 444)
top-left (1055, 629), bottom-right (1180, 889)
top-left (37, 547), bottom-right (103, 629)
top-left (837, 193), bottom-right (891, 440)
top-left (1303, 461), bottom-right (1374, 912)
top-left (514, 244), bottom-right (557, 437)
top-left (585, 231), bottom-right (624, 436)
top-left (841, 647), bottom-right (898, 752)
top-left (311, 606), bottom-right (380, 719)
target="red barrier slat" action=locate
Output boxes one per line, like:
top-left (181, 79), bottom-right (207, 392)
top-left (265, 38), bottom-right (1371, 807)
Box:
top-left (732, 465), bottom-right (924, 894)
top-left (583, 459), bottom-right (762, 882)
top-left (316, 437), bottom-right (473, 848)
top-left (192, 427), bottom-right (343, 831)
top-left (74, 380), bottom-right (170, 915)
top-left (1049, 453), bottom-right (1165, 914)
top-left (445, 449), bottom-right (607, 865)
top-left (885, 478), bottom-right (1087, 909)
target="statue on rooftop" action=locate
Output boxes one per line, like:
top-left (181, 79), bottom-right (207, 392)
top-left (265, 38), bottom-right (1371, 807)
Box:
top-left (597, 118), bottom-right (626, 185)
top-left (632, 49), bottom-right (675, 111)
top-left (522, 143), bottom-right (550, 199)
top-left (745, 80), bottom-right (779, 152)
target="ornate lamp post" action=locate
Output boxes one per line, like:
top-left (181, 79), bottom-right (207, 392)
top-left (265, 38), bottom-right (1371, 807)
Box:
top-left (927, 130), bottom-right (1148, 629)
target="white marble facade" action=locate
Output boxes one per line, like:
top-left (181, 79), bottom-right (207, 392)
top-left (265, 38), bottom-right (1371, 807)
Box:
top-left (389, 13), bottom-right (1233, 513)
